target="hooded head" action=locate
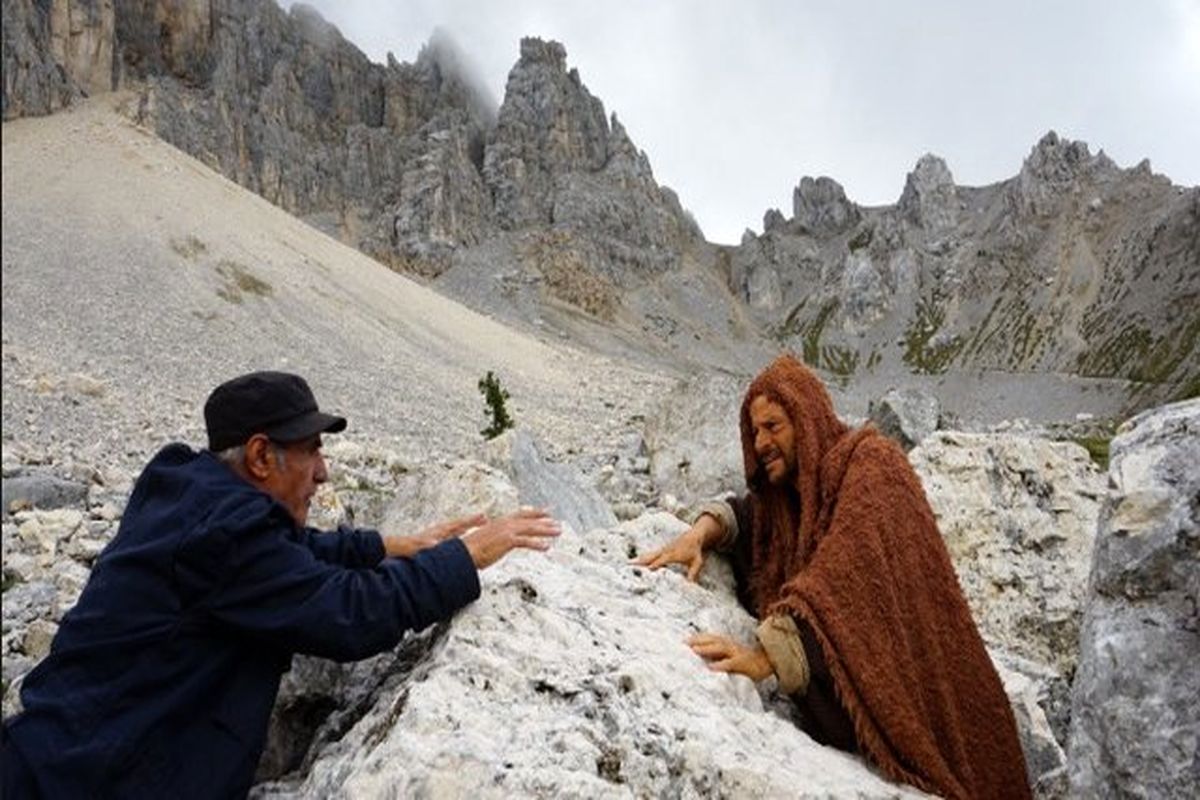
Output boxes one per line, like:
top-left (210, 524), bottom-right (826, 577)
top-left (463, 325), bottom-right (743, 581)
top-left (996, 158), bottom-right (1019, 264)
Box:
top-left (739, 354), bottom-right (849, 612)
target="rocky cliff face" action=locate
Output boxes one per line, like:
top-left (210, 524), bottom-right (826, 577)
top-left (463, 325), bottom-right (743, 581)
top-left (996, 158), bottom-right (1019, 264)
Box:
top-left (2, 0), bottom-right (113, 118)
top-left (735, 138), bottom-right (1199, 401)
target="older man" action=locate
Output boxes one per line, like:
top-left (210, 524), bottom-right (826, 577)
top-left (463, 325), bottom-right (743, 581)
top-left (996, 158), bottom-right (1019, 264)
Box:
top-left (3, 371), bottom-right (559, 799)
top-left (636, 355), bottom-right (1029, 800)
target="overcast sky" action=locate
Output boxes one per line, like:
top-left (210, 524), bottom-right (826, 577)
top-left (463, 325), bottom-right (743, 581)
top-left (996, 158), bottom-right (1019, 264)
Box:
top-left (286, 0), bottom-right (1199, 244)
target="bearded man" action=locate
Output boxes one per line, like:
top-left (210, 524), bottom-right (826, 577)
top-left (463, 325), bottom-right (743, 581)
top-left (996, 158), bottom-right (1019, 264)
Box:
top-left (636, 354), bottom-right (1030, 800)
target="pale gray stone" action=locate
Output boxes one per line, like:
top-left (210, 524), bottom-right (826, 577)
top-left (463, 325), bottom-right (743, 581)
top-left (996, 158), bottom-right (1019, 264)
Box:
top-left (868, 387), bottom-right (941, 451)
top-left (2, 472), bottom-right (89, 512)
top-left (1067, 399), bottom-right (1200, 800)
top-left (483, 429), bottom-right (617, 535)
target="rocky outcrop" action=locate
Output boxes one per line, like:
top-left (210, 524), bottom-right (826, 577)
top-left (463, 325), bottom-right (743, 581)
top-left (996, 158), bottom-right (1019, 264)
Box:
top-left (124, 2), bottom-right (495, 276)
top-left (792, 176), bottom-right (860, 237)
top-left (898, 154), bottom-right (958, 233)
top-left (484, 37), bottom-right (702, 292)
top-left (1066, 399), bottom-right (1200, 799)
top-left (867, 386), bottom-right (941, 451)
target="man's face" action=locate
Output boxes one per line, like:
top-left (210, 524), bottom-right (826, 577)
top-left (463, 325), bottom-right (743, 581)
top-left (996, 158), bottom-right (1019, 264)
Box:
top-left (260, 435), bottom-right (328, 526)
top-left (749, 395), bottom-right (798, 485)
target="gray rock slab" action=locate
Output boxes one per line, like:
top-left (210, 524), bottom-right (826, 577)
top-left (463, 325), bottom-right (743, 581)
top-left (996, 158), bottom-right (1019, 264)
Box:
top-left (483, 429), bottom-right (617, 534)
top-left (1067, 399), bottom-right (1200, 800)
top-left (2, 473), bottom-right (88, 512)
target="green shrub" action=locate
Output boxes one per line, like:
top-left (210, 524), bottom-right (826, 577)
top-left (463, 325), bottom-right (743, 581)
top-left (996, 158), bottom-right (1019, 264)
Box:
top-left (478, 371), bottom-right (515, 440)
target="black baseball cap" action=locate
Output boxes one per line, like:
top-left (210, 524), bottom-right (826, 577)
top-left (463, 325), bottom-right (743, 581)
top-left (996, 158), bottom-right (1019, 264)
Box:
top-left (204, 371), bottom-right (347, 452)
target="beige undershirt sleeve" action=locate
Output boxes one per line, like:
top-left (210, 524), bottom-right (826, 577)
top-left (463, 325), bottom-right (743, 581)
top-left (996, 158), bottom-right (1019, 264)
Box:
top-left (755, 613), bottom-right (811, 696)
top-left (691, 500), bottom-right (738, 551)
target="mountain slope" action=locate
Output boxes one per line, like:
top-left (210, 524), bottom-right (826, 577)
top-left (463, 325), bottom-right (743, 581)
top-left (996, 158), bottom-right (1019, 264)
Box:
top-left (1, 96), bottom-right (671, 473)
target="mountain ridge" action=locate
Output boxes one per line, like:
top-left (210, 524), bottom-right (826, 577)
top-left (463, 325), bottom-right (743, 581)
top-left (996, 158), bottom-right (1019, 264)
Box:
top-left (3, 0), bottom-right (1196, 411)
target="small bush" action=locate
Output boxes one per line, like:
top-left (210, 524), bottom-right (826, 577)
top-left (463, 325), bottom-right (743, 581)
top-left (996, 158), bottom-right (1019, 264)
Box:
top-left (478, 371), bottom-right (514, 440)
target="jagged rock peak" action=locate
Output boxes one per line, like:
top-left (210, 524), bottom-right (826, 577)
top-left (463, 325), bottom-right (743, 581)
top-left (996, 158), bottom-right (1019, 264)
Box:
top-left (792, 175), bottom-right (860, 236)
top-left (1011, 130), bottom-right (1119, 216)
top-left (288, 2), bottom-right (343, 48)
top-left (899, 153), bottom-right (958, 230)
top-left (484, 37), bottom-right (612, 228)
top-left (1020, 130), bottom-right (1119, 183)
top-left (518, 36), bottom-right (568, 70)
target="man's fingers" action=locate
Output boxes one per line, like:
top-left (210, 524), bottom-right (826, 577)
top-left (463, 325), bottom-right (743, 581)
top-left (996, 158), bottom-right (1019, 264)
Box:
top-left (686, 557), bottom-right (703, 582)
top-left (517, 537), bottom-right (553, 551)
top-left (444, 513), bottom-right (487, 536)
top-left (632, 548), bottom-right (664, 567)
top-left (518, 520), bottom-right (561, 537)
top-left (511, 507), bottom-right (552, 520)
top-left (708, 658), bottom-right (736, 673)
top-left (688, 636), bottom-right (735, 660)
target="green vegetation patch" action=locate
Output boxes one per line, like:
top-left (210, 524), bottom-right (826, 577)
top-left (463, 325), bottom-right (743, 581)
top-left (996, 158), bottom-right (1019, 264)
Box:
top-left (802, 299), bottom-right (841, 367)
top-left (847, 225), bottom-right (872, 253)
top-left (215, 260), bottom-right (274, 304)
top-left (170, 234), bottom-right (208, 260)
top-left (478, 371), bottom-right (515, 440)
top-left (1077, 312), bottom-right (1199, 387)
top-left (1072, 435), bottom-right (1113, 471)
top-left (903, 294), bottom-right (964, 374)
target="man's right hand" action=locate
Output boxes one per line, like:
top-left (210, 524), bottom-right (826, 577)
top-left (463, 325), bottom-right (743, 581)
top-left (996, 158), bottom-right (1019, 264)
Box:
top-left (632, 513), bottom-right (724, 582)
top-left (461, 508), bottom-right (561, 570)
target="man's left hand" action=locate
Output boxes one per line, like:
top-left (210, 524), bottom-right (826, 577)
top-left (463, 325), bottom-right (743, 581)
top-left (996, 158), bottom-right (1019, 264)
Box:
top-left (384, 513), bottom-right (487, 559)
top-left (687, 632), bottom-right (774, 682)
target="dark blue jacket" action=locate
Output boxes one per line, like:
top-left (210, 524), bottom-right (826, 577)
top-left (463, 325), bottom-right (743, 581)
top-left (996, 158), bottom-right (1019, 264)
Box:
top-left (2, 444), bottom-right (480, 798)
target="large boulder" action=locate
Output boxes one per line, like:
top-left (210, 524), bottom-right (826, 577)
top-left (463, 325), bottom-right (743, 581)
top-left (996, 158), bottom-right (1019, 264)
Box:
top-left (909, 432), bottom-right (1103, 680)
top-left (253, 513), bottom-right (927, 798)
top-left (897, 154), bottom-right (958, 233)
top-left (910, 432), bottom-right (1103, 797)
top-left (1066, 399), bottom-right (1200, 799)
top-left (867, 387), bottom-right (941, 451)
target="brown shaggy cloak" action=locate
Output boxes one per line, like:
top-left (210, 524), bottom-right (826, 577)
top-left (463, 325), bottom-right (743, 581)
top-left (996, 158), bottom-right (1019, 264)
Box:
top-left (739, 355), bottom-right (1030, 800)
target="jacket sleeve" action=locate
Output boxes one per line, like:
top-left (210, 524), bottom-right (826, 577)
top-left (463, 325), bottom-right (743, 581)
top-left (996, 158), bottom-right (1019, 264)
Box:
top-left (206, 517), bottom-right (480, 662)
top-left (294, 524), bottom-right (386, 568)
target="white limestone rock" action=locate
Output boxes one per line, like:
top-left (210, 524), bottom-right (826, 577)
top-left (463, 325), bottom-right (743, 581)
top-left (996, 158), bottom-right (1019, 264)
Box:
top-left (254, 514), bottom-right (928, 799)
top-left (909, 432), bottom-right (1103, 678)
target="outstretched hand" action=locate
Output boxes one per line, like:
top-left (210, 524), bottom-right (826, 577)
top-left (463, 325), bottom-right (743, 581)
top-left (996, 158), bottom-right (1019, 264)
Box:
top-left (383, 513), bottom-right (487, 559)
top-left (461, 507), bottom-right (561, 570)
top-left (688, 632), bottom-right (774, 682)
top-left (631, 513), bottom-right (725, 582)
top-left (632, 528), bottom-right (706, 581)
